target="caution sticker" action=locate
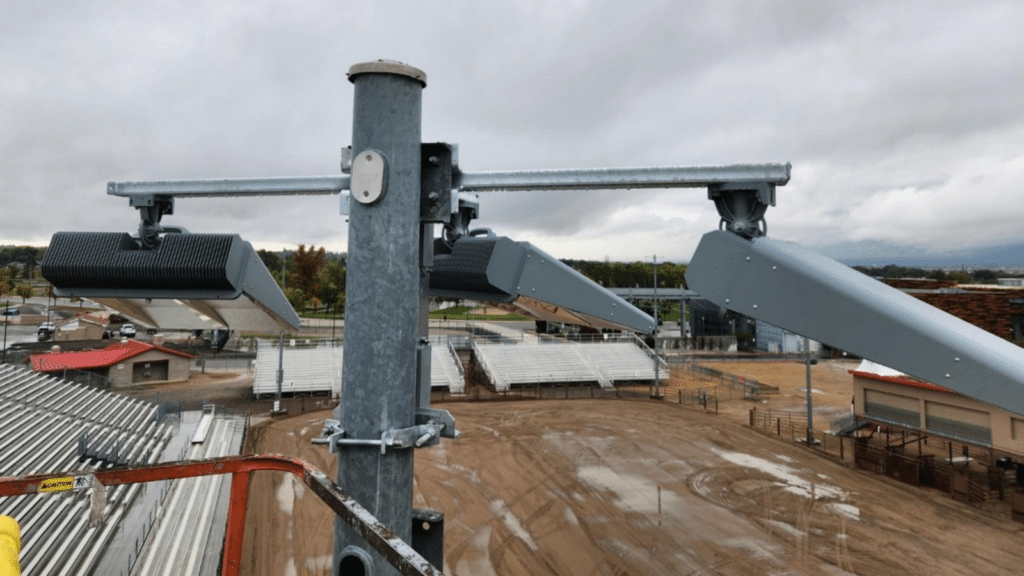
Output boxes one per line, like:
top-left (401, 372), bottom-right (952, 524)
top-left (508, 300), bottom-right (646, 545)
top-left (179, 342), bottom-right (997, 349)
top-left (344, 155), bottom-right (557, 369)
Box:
top-left (38, 475), bottom-right (94, 493)
top-left (39, 477), bottom-right (74, 492)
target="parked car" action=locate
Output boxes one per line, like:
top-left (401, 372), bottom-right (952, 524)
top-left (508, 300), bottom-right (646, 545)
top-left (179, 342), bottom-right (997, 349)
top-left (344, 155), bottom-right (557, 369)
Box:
top-left (37, 322), bottom-right (55, 341)
top-left (120, 324), bottom-right (137, 337)
top-left (2, 308), bottom-right (19, 316)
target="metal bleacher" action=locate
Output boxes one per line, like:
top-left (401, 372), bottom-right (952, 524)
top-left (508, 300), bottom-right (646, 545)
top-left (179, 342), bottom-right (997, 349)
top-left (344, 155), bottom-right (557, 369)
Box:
top-left (577, 342), bottom-right (668, 383)
top-left (431, 342), bottom-right (465, 393)
top-left (252, 340), bottom-right (344, 398)
top-left (472, 340), bottom-right (667, 392)
top-left (0, 363), bottom-right (175, 576)
top-left (254, 339), bottom-right (467, 396)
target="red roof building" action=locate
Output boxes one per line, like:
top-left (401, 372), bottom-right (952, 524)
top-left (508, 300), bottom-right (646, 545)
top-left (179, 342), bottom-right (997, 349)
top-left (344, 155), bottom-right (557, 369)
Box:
top-left (32, 340), bottom-right (194, 387)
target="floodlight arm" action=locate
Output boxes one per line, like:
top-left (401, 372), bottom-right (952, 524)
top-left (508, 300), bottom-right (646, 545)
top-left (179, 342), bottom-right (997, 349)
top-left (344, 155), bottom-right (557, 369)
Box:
top-left (687, 230), bottom-right (1024, 416)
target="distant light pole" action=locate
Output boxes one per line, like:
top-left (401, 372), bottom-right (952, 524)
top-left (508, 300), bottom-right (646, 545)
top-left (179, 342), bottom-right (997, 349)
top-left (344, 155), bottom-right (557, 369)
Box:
top-left (651, 255), bottom-right (663, 400)
top-left (805, 335), bottom-right (814, 444)
top-left (273, 330), bottom-right (286, 415)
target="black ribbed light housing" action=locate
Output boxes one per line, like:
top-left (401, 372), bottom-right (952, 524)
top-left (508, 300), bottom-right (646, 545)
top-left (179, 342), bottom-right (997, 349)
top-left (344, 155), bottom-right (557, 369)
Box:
top-left (42, 232), bottom-right (243, 294)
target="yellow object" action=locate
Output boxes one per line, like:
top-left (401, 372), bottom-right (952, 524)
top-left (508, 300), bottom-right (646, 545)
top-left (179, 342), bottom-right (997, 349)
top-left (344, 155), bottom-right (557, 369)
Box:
top-left (0, 515), bottom-right (20, 576)
top-left (38, 477), bottom-right (73, 493)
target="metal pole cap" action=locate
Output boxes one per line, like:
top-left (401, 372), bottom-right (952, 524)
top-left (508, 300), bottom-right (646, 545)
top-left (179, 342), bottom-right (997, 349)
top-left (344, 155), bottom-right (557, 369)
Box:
top-left (347, 60), bottom-right (427, 87)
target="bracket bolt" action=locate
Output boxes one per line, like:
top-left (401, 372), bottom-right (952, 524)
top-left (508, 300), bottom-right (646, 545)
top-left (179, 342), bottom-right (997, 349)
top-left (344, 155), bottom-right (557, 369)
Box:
top-left (428, 155), bottom-right (440, 166)
top-left (427, 191), bottom-right (439, 202)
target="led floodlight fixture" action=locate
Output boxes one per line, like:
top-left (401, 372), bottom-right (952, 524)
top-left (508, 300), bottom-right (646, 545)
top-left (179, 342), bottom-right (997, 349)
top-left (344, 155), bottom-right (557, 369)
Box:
top-left (430, 236), bottom-right (656, 333)
top-left (41, 231), bottom-right (300, 332)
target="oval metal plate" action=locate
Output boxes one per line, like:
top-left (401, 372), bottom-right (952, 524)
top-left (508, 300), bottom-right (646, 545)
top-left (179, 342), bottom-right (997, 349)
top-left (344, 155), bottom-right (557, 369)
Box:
top-left (351, 150), bottom-right (388, 205)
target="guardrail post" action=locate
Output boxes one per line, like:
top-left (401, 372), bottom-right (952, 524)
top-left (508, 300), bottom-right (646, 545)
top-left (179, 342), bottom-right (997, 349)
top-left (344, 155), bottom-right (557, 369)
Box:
top-left (221, 470), bottom-right (251, 576)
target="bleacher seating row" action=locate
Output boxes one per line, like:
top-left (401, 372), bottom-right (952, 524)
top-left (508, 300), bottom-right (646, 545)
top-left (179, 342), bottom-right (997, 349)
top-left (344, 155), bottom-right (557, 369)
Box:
top-left (252, 342), bottom-right (344, 398)
top-left (253, 341), bottom-right (466, 395)
top-left (431, 342), bottom-right (465, 393)
top-left (472, 341), bottom-right (667, 392)
top-left (251, 337), bottom-right (662, 396)
top-left (0, 364), bottom-right (174, 576)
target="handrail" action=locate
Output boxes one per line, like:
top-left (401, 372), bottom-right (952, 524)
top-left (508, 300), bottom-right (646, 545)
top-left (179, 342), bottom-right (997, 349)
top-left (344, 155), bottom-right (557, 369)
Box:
top-left (0, 454), bottom-right (442, 576)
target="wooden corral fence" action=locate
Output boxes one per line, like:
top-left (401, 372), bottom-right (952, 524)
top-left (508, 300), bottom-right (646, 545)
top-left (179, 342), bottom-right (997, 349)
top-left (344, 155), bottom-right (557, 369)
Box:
top-left (854, 443), bottom-right (932, 487)
top-left (748, 408), bottom-right (850, 460)
top-left (677, 363), bottom-right (781, 400)
top-left (752, 409), bottom-right (1024, 515)
top-left (431, 383), bottom-right (719, 414)
top-left (1010, 492), bottom-right (1024, 523)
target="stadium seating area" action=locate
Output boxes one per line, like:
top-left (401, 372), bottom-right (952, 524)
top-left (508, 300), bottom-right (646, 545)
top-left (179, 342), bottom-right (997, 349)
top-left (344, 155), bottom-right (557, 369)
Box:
top-left (431, 342), bottom-right (465, 393)
top-left (0, 364), bottom-right (175, 576)
top-left (254, 340), bottom-right (467, 396)
top-left (473, 341), bottom-right (667, 392)
top-left (250, 336), bottom-right (665, 395)
top-left (252, 341), bottom-right (344, 398)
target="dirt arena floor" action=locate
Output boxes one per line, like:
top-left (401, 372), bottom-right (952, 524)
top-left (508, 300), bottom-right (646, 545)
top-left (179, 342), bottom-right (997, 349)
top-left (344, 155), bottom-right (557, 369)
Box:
top-left (233, 360), bottom-right (1024, 576)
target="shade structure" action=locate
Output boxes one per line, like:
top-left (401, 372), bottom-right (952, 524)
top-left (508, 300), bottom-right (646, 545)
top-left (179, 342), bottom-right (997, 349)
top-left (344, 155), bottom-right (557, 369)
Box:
top-left (430, 236), bottom-right (655, 333)
top-left (41, 232), bottom-right (300, 332)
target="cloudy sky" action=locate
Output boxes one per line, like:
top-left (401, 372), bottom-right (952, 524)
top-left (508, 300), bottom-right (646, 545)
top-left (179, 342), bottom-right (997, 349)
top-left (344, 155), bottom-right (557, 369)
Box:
top-left (2, 1), bottom-right (1022, 265)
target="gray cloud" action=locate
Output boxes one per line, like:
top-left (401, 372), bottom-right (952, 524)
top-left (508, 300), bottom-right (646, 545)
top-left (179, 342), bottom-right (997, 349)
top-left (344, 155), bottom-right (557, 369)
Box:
top-left (3, 1), bottom-right (1022, 266)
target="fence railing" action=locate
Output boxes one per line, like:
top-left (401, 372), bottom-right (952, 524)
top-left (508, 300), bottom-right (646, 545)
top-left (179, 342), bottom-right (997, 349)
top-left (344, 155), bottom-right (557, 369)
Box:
top-left (430, 383), bottom-right (719, 414)
top-left (751, 408), bottom-right (1024, 515)
top-left (677, 362), bottom-right (780, 398)
top-left (192, 357), bottom-right (255, 373)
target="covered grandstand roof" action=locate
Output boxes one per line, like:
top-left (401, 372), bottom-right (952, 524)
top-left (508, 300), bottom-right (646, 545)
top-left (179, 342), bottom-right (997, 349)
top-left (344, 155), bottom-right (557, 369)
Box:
top-left (30, 339), bottom-right (194, 372)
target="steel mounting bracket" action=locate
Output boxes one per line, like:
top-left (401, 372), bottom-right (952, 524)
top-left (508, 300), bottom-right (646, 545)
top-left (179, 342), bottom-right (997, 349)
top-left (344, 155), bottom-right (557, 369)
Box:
top-left (314, 413), bottom-right (457, 455)
top-left (129, 194), bottom-right (176, 249)
top-left (708, 181), bottom-right (775, 239)
top-left (420, 142), bottom-right (456, 223)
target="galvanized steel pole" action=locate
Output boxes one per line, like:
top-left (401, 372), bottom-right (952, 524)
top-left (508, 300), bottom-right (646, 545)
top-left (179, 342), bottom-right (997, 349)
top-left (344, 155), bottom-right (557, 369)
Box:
top-left (336, 61), bottom-right (427, 576)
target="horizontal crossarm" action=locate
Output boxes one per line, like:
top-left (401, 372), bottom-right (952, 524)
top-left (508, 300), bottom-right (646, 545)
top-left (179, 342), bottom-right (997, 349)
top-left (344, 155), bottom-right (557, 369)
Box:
top-left (106, 163), bottom-right (791, 199)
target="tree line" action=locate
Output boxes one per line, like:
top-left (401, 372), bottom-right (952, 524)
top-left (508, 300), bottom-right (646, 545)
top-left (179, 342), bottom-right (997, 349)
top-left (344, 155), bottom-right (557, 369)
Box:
top-left (562, 259), bottom-right (688, 289)
top-left (254, 248), bottom-right (690, 318)
top-left (852, 265), bottom-right (1018, 284)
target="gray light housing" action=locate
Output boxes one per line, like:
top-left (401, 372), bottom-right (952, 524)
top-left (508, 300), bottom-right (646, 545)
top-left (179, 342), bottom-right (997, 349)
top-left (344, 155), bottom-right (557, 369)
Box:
top-left (430, 236), bottom-right (655, 333)
top-left (686, 230), bottom-right (1024, 416)
top-left (41, 232), bottom-right (300, 332)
